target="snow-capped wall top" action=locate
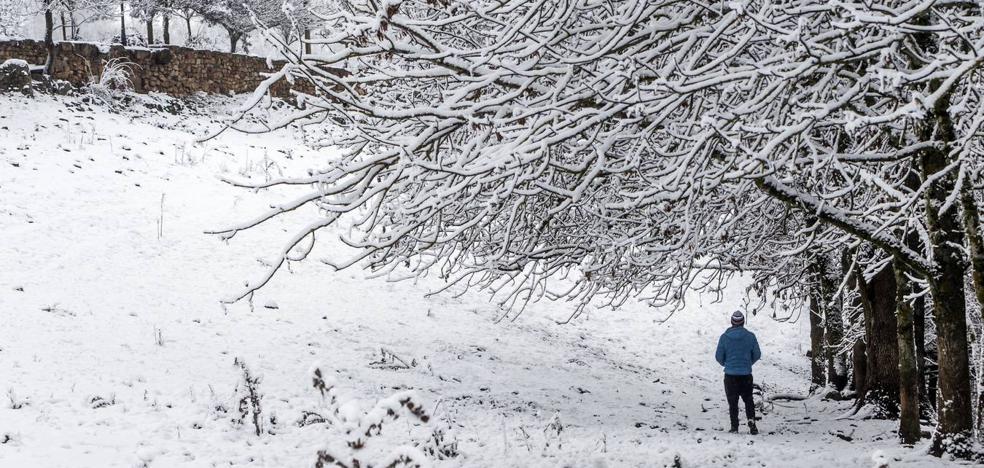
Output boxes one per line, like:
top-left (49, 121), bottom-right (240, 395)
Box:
top-left (0, 39), bottom-right (344, 98)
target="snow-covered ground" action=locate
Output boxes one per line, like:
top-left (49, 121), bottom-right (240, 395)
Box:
top-left (0, 93), bottom-right (969, 467)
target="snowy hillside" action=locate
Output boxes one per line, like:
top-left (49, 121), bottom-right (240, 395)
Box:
top-left (0, 93), bottom-right (967, 467)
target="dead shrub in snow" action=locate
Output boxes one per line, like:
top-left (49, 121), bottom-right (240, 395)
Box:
top-left (543, 414), bottom-right (564, 450)
top-left (308, 365), bottom-right (458, 468)
top-left (417, 426), bottom-right (458, 461)
top-left (85, 58), bottom-right (136, 107)
top-left (369, 348), bottom-right (417, 370)
top-left (88, 394), bottom-right (116, 409)
top-left (232, 357), bottom-right (264, 436)
top-left (7, 389), bottom-right (29, 409)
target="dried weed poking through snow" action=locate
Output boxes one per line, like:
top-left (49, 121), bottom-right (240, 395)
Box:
top-left (308, 365), bottom-right (458, 468)
top-left (86, 58), bottom-right (136, 107)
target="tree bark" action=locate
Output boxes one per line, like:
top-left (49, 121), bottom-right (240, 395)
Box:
top-left (919, 129), bottom-right (974, 456)
top-left (185, 16), bottom-right (192, 41)
top-left (229, 31), bottom-right (239, 53)
top-left (44, 6), bottom-right (55, 75)
top-left (69, 11), bottom-right (78, 39)
top-left (854, 262), bottom-right (901, 417)
top-left (913, 295), bottom-right (931, 410)
top-left (852, 339), bottom-right (867, 395)
top-left (899, 169), bottom-right (932, 416)
top-left (146, 19), bottom-right (155, 45)
top-left (895, 262), bottom-right (921, 444)
top-left (304, 29), bottom-right (312, 55)
top-left (922, 203), bottom-right (972, 456)
top-left (909, 11), bottom-right (975, 456)
top-left (60, 11), bottom-right (68, 40)
top-left (162, 15), bottom-right (170, 44)
top-left (120, 1), bottom-right (128, 46)
top-left (809, 282), bottom-right (826, 390)
top-left (822, 251), bottom-right (849, 391)
top-left (914, 86), bottom-right (974, 457)
top-left (957, 176), bottom-right (984, 434)
top-left (960, 176), bottom-right (984, 312)
top-left (846, 251), bottom-right (865, 394)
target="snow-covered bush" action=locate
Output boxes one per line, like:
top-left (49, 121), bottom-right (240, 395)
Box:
top-left (0, 0), bottom-right (31, 38)
top-left (307, 365), bottom-right (458, 468)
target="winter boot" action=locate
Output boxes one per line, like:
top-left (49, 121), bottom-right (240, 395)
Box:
top-left (748, 421), bottom-right (758, 435)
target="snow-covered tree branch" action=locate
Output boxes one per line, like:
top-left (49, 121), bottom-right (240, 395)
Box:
top-left (217, 0), bottom-right (984, 456)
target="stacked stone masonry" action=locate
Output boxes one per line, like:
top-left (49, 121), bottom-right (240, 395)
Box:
top-left (0, 39), bottom-right (319, 98)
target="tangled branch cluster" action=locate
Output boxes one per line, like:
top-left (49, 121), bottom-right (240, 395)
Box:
top-left (221, 1), bottom-right (981, 316)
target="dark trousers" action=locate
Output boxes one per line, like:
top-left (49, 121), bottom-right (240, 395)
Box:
top-left (724, 374), bottom-right (755, 428)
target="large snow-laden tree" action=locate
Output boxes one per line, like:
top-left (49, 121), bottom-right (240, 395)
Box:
top-left (190, 0), bottom-right (325, 52)
top-left (193, 0), bottom-right (256, 52)
top-left (0, 0), bottom-right (34, 37)
top-left (250, 0), bottom-right (322, 49)
top-left (54, 0), bottom-right (117, 40)
top-left (215, 0), bottom-right (984, 456)
top-left (130, 0), bottom-right (164, 43)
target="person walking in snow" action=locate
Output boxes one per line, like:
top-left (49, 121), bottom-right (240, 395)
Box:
top-left (715, 310), bottom-right (761, 434)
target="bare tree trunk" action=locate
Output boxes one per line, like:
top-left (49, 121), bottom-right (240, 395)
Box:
top-left (915, 91), bottom-right (974, 458)
top-left (914, 295), bottom-right (931, 411)
top-left (854, 262), bottom-right (901, 417)
top-left (852, 340), bottom-right (867, 395)
top-left (185, 16), bottom-right (192, 41)
top-left (146, 19), bottom-right (155, 45)
top-left (899, 169), bottom-right (932, 417)
top-left (60, 12), bottom-right (68, 40)
top-left (846, 251), bottom-right (865, 394)
top-left (69, 11), bottom-right (78, 39)
top-left (808, 249), bottom-right (839, 391)
top-left (895, 262), bottom-right (921, 444)
top-left (957, 177), bottom-right (984, 437)
top-left (809, 283), bottom-right (826, 390)
top-left (910, 12), bottom-right (975, 456)
top-left (921, 142), bottom-right (974, 455)
top-left (162, 15), bottom-right (170, 44)
top-left (822, 251), bottom-right (849, 391)
top-left (304, 29), bottom-right (311, 55)
top-left (824, 295), bottom-right (849, 392)
top-left (229, 30), bottom-right (239, 53)
top-left (961, 176), bottom-right (984, 314)
top-left (120, 1), bottom-right (128, 46)
top-left (44, 6), bottom-right (55, 75)
top-left (922, 203), bottom-right (973, 456)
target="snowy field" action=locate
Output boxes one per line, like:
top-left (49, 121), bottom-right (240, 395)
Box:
top-left (0, 93), bottom-right (969, 467)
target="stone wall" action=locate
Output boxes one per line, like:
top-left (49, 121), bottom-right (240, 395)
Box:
top-left (0, 40), bottom-right (47, 65)
top-left (0, 39), bottom-right (328, 98)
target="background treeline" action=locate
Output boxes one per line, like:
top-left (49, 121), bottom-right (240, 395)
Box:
top-left (0, 0), bottom-right (322, 54)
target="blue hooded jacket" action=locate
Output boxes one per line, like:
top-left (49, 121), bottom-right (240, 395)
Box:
top-left (715, 326), bottom-right (761, 376)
